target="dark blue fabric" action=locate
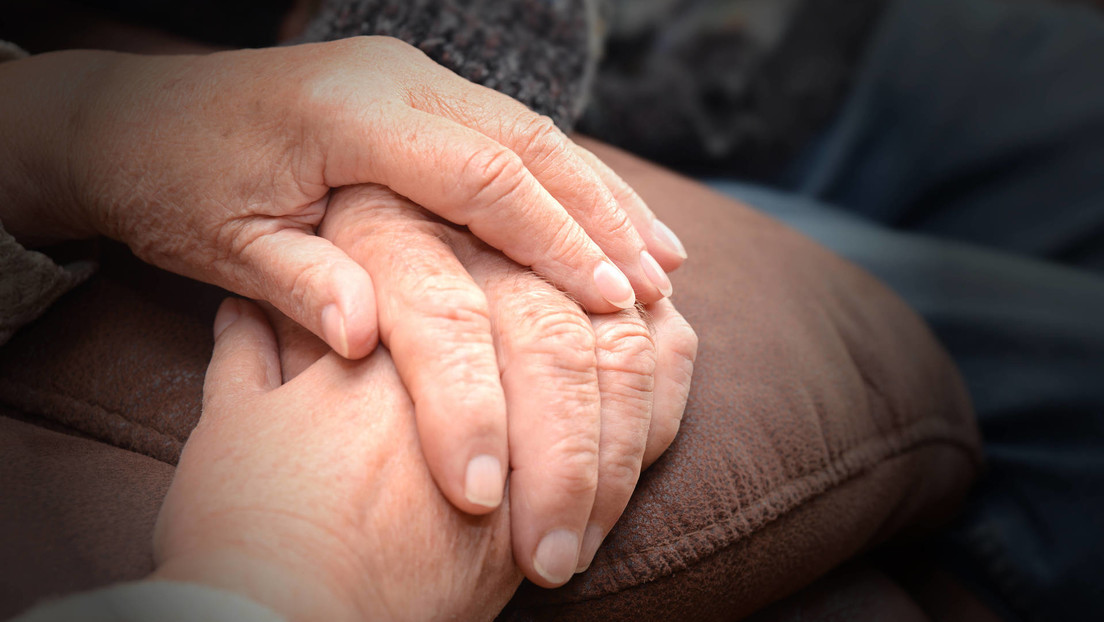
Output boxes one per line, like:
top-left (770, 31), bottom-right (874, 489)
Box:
top-left (711, 0), bottom-right (1104, 619)
top-left (781, 0), bottom-right (1104, 271)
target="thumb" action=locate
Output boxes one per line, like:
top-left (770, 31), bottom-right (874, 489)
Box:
top-left (204, 298), bottom-right (282, 409)
top-left (232, 228), bottom-right (379, 359)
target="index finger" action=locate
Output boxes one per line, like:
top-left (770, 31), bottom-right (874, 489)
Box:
top-left (319, 185), bottom-right (509, 517)
top-left (321, 108), bottom-right (640, 312)
top-left (405, 76), bottom-right (678, 300)
top-left (459, 249), bottom-right (602, 588)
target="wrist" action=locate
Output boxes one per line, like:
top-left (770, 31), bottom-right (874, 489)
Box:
top-left (0, 50), bottom-right (114, 246)
top-left (153, 547), bottom-right (362, 622)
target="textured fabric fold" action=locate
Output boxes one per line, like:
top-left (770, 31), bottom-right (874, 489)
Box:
top-left (0, 223), bottom-right (95, 346)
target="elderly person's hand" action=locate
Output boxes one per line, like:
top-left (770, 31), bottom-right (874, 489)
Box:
top-left (0, 37), bottom-right (687, 359)
top-left (318, 184), bottom-right (698, 587)
top-left (153, 299), bottom-right (521, 622)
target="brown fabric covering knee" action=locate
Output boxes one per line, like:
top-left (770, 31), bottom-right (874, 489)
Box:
top-left (0, 141), bottom-right (981, 620)
top-left (0, 411), bottom-right (175, 619)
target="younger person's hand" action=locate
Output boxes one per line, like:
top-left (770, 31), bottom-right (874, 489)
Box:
top-left (153, 299), bottom-right (521, 622)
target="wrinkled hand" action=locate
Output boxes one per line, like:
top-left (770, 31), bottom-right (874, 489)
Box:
top-left (319, 185), bottom-right (698, 587)
top-left (153, 299), bottom-right (522, 622)
top-left (0, 38), bottom-right (687, 359)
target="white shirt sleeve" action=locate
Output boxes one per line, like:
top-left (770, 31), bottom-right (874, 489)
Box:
top-left (9, 581), bottom-right (285, 622)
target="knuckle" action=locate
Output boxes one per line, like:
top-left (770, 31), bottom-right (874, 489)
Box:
top-left (514, 114), bottom-right (568, 166)
top-left (665, 315), bottom-right (700, 369)
top-left (595, 316), bottom-right (657, 399)
top-left (350, 35), bottom-right (421, 61)
top-left (407, 275), bottom-right (492, 334)
top-left (292, 66), bottom-right (362, 129)
top-left (461, 145), bottom-right (529, 212)
top-left (287, 258), bottom-right (333, 307)
top-left (543, 217), bottom-right (595, 272)
top-left (214, 220), bottom-right (258, 266)
top-left (369, 35), bottom-right (414, 53)
top-left (600, 446), bottom-right (644, 498)
top-left (347, 218), bottom-right (440, 263)
top-left (605, 202), bottom-right (638, 240)
top-left (544, 433), bottom-right (601, 496)
top-left (325, 185), bottom-right (413, 240)
top-left (518, 308), bottom-right (597, 375)
top-left (595, 313), bottom-right (656, 372)
top-left (371, 213), bottom-right (443, 242)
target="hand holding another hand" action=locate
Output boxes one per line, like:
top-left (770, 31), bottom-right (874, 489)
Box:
top-left (0, 37), bottom-right (687, 361)
top-left (0, 35), bottom-right (699, 610)
top-left (153, 299), bottom-right (521, 622)
top-left (153, 181), bottom-right (696, 621)
top-left (318, 184), bottom-right (698, 587)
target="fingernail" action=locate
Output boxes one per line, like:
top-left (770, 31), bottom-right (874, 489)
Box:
top-left (321, 304), bottom-right (348, 357)
top-left (593, 261), bottom-right (635, 309)
top-left (533, 529), bottom-right (580, 585)
top-left (653, 219), bottom-right (688, 260)
top-left (640, 250), bottom-right (673, 298)
top-left (213, 299), bottom-right (240, 340)
top-left (576, 524), bottom-right (605, 573)
top-left (464, 454), bottom-right (504, 508)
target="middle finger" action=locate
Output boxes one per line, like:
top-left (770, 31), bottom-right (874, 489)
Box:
top-left (462, 246), bottom-right (602, 588)
top-left (320, 185), bottom-right (509, 517)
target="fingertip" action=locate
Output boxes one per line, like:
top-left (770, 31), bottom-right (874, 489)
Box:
top-left (320, 274), bottom-right (379, 360)
top-left (344, 312), bottom-right (380, 360)
top-left (593, 261), bottom-right (636, 310)
top-left (205, 298), bottom-right (282, 398)
top-left (242, 230), bottom-right (379, 360)
top-left (213, 298), bottom-right (241, 340)
top-left (640, 250), bottom-right (673, 298)
top-left (420, 400), bottom-right (508, 516)
top-left (320, 304), bottom-right (348, 355)
top-left (576, 524), bottom-right (605, 573)
top-left (651, 219), bottom-right (688, 266)
top-left (532, 529), bottom-right (581, 587)
top-left (464, 454), bottom-right (505, 510)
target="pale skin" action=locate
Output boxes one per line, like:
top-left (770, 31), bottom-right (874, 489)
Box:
top-left (155, 298), bottom-right (522, 622)
top-left (317, 185), bottom-right (697, 585)
top-left (153, 225), bottom-right (696, 619)
top-left (0, 34), bottom-right (697, 596)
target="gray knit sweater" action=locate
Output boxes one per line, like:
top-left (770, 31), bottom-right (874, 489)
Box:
top-left (299, 0), bottom-right (887, 176)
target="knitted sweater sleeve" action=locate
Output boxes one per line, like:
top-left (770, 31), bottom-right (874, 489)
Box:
top-left (0, 222), bottom-right (95, 347)
top-left (295, 0), bottom-right (604, 131)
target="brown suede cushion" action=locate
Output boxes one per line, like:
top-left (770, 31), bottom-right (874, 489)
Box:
top-left (745, 560), bottom-right (1003, 622)
top-left (0, 142), bottom-right (981, 620)
top-left (0, 411), bottom-right (174, 617)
